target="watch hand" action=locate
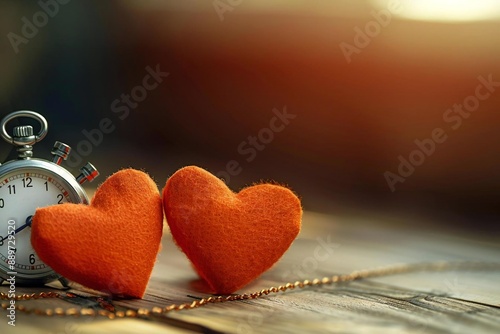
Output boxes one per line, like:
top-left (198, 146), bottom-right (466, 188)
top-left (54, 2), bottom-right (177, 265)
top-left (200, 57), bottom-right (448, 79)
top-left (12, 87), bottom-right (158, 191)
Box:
top-left (14, 215), bottom-right (33, 234)
top-left (0, 215), bottom-right (33, 243)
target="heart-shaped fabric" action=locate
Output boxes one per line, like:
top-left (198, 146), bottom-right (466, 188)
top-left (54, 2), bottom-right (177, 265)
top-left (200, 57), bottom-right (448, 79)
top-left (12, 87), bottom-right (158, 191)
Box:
top-left (32, 169), bottom-right (163, 298)
top-left (163, 166), bottom-right (302, 294)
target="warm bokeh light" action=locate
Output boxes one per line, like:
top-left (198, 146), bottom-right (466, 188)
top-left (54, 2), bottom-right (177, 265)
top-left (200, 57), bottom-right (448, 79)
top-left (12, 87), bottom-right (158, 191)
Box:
top-left (2, 0), bottom-right (500, 229)
top-left (374, 0), bottom-right (500, 22)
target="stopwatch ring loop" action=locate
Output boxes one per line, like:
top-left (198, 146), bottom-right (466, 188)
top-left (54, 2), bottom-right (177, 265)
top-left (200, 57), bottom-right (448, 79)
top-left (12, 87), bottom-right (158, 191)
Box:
top-left (0, 110), bottom-right (48, 145)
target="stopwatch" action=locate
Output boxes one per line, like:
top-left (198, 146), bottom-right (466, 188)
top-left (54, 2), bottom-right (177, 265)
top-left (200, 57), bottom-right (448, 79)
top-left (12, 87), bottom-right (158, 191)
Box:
top-left (0, 111), bottom-right (98, 286)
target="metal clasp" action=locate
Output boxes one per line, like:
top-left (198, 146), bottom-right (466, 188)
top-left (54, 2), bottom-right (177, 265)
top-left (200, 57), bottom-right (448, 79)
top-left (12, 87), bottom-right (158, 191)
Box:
top-left (0, 110), bottom-right (49, 159)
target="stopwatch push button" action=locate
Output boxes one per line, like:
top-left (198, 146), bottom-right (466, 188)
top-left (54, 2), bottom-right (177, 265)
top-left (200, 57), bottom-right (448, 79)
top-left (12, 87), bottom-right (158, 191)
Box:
top-left (51, 141), bottom-right (71, 165)
top-left (77, 162), bottom-right (99, 185)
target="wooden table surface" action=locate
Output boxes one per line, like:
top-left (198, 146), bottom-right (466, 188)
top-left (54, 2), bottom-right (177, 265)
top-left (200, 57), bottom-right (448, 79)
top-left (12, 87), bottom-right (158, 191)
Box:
top-left (1, 211), bottom-right (499, 334)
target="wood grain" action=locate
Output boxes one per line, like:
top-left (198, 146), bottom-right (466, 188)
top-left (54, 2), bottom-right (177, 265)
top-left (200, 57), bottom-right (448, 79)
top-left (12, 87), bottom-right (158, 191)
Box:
top-left (1, 211), bottom-right (499, 333)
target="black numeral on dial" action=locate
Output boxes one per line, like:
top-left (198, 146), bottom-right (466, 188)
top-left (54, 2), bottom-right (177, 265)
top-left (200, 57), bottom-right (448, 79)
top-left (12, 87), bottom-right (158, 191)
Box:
top-left (22, 177), bottom-right (33, 188)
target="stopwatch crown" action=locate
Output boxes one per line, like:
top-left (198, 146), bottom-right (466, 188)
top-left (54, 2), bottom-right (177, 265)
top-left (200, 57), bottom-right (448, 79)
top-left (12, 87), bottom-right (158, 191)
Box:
top-left (13, 125), bottom-right (34, 139)
top-left (12, 125), bottom-right (36, 159)
top-left (1, 111), bottom-right (48, 160)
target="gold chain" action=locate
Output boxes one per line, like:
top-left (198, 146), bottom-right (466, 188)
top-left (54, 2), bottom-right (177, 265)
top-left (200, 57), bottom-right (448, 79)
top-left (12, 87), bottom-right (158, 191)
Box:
top-left (1, 261), bottom-right (499, 319)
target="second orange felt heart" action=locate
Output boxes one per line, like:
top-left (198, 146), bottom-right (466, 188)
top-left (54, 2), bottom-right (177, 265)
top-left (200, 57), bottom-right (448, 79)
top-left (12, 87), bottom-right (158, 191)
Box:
top-left (163, 166), bottom-right (302, 294)
top-left (31, 169), bottom-right (163, 298)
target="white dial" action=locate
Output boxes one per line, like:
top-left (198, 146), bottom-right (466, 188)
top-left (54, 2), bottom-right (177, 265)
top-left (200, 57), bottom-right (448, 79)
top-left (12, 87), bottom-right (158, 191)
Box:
top-left (0, 160), bottom-right (90, 284)
top-left (0, 170), bottom-right (75, 279)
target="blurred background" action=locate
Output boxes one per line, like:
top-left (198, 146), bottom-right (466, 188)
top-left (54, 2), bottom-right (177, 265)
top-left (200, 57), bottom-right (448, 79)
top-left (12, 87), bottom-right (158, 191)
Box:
top-left (1, 0), bottom-right (500, 233)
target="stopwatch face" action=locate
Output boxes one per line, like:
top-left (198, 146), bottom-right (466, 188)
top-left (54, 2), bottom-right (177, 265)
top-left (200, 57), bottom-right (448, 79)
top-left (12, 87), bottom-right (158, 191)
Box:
top-left (0, 162), bottom-right (87, 283)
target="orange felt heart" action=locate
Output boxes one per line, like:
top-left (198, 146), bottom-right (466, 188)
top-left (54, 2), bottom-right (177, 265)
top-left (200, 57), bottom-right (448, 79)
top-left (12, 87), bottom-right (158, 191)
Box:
top-left (163, 166), bottom-right (302, 294)
top-left (31, 169), bottom-right (163, 298)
